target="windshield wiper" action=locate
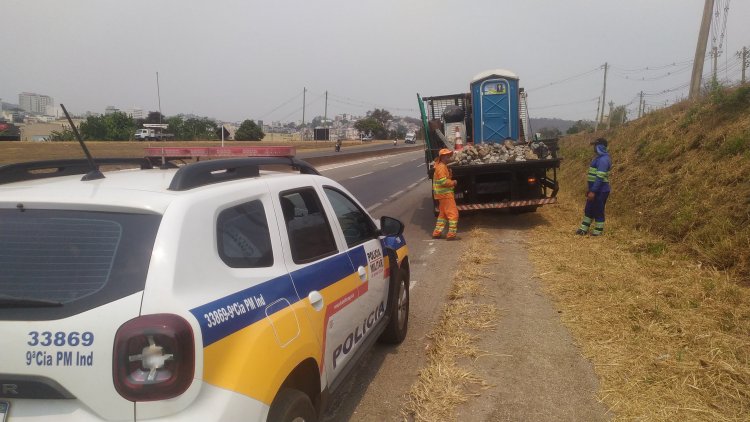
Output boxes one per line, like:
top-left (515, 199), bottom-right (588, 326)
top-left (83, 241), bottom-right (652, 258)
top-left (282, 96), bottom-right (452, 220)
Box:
top-left (0, 295), bottom-right (63, 308)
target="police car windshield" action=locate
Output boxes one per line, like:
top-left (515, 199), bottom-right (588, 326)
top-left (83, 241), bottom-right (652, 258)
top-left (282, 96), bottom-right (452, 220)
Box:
top-left (0, 209), bottom-right (161, 320)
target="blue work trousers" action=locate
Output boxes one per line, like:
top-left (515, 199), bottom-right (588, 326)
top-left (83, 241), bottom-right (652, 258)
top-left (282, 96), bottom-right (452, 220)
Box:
top-left (584, 191), bottom-right (609, 221)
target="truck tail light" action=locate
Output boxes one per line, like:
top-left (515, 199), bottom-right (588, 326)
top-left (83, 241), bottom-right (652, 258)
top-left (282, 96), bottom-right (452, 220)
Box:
top-left (527, 176), bottom-right (538, 185)
top-left (113, 314), bottom-right (195, 402)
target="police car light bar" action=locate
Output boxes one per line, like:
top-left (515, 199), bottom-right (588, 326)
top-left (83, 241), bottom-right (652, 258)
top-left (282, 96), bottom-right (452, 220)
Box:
top-left (144, 146), bottom-right (296, 161)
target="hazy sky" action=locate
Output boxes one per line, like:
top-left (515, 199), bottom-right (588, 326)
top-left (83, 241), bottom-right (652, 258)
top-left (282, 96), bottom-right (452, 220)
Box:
top-left (2, 0), bottom-right (749, 123)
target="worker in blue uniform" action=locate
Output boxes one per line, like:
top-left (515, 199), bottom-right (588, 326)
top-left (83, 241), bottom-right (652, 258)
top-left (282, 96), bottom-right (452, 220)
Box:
top-left (576, 138), bottom-right (611, 236)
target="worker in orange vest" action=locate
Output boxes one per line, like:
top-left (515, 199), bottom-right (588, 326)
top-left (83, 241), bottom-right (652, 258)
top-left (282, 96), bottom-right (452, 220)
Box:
top-left (432, 148), bottom-right (459, 240)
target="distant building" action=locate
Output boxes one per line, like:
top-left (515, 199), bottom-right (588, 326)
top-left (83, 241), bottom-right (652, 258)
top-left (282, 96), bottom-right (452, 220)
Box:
top-left (126, 108), bottom-right (146, 119)
top-left (105, 106), bottom-right (120, 115)
top-left (19, 92), bottom-right (54, 115)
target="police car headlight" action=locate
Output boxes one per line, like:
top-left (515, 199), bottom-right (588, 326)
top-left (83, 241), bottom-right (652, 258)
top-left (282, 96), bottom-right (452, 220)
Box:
top-left (113, 314), bottom-right (195, 401)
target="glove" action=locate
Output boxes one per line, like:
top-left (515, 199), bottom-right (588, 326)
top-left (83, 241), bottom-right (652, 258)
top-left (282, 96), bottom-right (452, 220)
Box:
top-left (586, 191), bottom-right (595, 202)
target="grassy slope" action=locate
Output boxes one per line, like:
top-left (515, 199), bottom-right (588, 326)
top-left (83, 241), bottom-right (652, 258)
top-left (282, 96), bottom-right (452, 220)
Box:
top-left (562, 86), bottom-right (750, 277)
top-left (527, 85), bottom-right (750, 420)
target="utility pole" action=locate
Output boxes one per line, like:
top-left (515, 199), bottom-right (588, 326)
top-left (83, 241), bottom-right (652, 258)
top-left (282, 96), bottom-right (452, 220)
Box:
top-left (738, 47), bottom-right (748, 84)
top-left (594, 96), bottom-right (601, 131)
top-left (690, 0), bottom-right (715, 99)
top-left (301, 87), bottom-right (306, 140)
top-left (156, 72), bottom-right (162, 125)
top-left (638, 91), bottom-right (644, 118)
top-left (599, 63), bottom-right (608, 124)
top-left (324, 91), bottom-right (328, 128)
top-left (712, 46), bottom-right (719, 84)
top-left (606, 101), bottom-right (614, 130)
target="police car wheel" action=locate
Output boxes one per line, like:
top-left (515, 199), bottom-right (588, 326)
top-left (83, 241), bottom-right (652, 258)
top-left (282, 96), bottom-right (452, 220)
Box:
top-left (267, 389), bottom-right (317, 422)
top-left (378, 268), bottom-right (409, 344)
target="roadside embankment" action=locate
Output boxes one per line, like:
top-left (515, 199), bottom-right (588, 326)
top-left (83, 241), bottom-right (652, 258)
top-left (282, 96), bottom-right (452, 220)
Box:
top-left (527, 85), bottom-right (750, 420)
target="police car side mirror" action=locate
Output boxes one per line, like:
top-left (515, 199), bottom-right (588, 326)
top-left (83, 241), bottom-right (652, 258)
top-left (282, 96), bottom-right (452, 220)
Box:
top-left (379, 216), bottom-right (404, 237)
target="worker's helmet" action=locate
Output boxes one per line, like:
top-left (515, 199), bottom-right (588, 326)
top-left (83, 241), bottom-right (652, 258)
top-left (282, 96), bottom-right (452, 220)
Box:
top-left (591, 138), bottom-right (608, 147)
top-left (438, 148), bottom-right (453, 157)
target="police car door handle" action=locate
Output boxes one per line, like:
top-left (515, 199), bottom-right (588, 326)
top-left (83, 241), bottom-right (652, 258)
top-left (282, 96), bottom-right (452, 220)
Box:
top-left (308, 291), bottom-right (324, 312)
top-left (357, 266), bottom-right (367, 282)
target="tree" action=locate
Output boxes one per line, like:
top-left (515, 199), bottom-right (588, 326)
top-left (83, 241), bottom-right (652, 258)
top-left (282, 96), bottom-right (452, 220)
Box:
top-left (368, 109), bottom-right (393, 128)
top-left (145, 111), bottom-right (166, 125)
top-left (79, 112), bottom-right (135, 141)
top-left (182, 117), bottom-right (219, 140)
top-left (393, 123), bottom-right (407, 139)
top-left (310, 116), bottom-right (327, 128)
top-left (166, 116), bottom-right (185, 138)
top-left (354, 117), bottom-right (386, 139)
top-left (235, 119), bottom-right (265, 141)
top-left (79, 115), bottom-right (108, 140)
top-left (538, 127), bottom-right (562, 139)
top-left (48, 128), bottom-right (77, 142)
top-left (609, 106), bottom-right (628, 128)
top-left (566, 120), bottom-right (595, 135)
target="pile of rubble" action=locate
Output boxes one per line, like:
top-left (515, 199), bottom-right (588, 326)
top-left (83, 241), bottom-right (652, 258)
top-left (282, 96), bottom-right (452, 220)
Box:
top-left (452, 140), bottom-right (553, 165)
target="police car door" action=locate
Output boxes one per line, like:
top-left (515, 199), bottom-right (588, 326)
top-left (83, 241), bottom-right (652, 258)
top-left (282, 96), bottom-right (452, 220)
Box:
top-left (271, 183), bottom-right (370, 385)
top-left (320, 185), bottom-right (388, 372)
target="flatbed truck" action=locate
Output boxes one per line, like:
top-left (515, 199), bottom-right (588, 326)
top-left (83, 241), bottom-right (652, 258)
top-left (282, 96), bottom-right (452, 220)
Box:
top-left (418, 69), bottom-right (560, 213)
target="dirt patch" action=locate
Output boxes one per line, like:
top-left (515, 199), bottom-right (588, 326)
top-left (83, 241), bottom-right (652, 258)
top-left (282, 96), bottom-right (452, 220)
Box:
top-left (402, 214), bottom-right (609, 421)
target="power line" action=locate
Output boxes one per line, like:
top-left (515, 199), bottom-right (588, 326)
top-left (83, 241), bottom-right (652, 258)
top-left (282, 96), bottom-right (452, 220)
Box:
top-left (258, 91), bottom-right (303, 120)
top-left (610, 58), bottom-right (695, 73)
top-left (528, 96), bottom-right (600, 111)
top-left (526, 66), bottom-right (601, 92)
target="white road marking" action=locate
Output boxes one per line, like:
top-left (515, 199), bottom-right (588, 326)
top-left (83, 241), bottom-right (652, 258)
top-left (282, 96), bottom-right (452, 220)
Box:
top-left (417, 163), bottom-right (426, 167)
top-left (350, 172), bottom-right (373, 179)
top-left (374, 161), bottom-right (389, 166)
top-left (427, 247), bottom-right (436, 255)
top-left (317, 150), bottom-right (421, 172)
top-left (389, 164), bottom-right (400, 168)
top-left (409, 280), bottom-right (418, 290)
top-left (366, 202), bottom-right (383, 212)
top-left (389, 190), bottom-right (404, 199)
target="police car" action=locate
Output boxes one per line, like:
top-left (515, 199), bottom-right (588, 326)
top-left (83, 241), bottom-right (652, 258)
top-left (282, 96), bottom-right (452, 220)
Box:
top-left (0, 146), bottom-right (410, 422)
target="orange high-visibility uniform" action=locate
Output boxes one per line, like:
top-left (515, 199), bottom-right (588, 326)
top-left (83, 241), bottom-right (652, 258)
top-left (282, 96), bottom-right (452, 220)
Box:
top-left (432, 159), bottom-right (458, 238)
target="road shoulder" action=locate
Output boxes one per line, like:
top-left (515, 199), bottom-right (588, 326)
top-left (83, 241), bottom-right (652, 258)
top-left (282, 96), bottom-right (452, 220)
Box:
top-left (453, 217), bottom-right (609, 421)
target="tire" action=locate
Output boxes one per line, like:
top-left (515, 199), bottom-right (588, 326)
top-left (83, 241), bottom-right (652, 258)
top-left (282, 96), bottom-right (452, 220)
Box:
top-left (267, 389), bottom-right (317, 422)
top-left (379, 267), bottom-right (409, 344)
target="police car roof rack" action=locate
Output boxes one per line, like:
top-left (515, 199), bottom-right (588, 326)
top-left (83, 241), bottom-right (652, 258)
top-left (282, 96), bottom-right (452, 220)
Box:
top-left (167, 157), bottom-right (320, 191)
top-left (0, 158), bottom-right (154, 185)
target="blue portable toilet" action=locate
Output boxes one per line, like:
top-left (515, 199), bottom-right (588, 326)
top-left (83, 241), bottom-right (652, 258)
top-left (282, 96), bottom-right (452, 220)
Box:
top-left (471, 69), bottom-right (519, 143)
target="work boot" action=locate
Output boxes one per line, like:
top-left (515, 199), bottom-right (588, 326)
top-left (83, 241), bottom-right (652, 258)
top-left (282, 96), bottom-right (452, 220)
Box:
top-left (446, 234), bottom-right (458, 241)
top-left (590, 221), bottom-right (605, 236)
top-left (432, 231), bottom-right (442, 239)
top-left (575, 229), bottom-right (588, 236)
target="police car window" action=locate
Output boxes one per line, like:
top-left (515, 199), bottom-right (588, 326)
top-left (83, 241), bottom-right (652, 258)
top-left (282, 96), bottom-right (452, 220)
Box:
top-left (323, 187), bottom-right (377, 248)
top-left (0, 209), bottom-right (160, 320)
top-left (280, 188), bottom-right (337, 264)
top-left (217, 200), bottom-right (273, 268)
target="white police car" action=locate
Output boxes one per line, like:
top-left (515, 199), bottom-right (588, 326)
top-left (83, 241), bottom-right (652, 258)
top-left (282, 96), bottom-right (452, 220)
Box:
top-left (0, 146), bottom-right (410, 422)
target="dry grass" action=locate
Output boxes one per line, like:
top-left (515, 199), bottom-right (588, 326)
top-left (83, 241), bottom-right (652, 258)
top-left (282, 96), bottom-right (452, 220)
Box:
top-left (527, 87), bottom-right (750, 420)
top-left (403, 229), bottom-right (500, 422)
